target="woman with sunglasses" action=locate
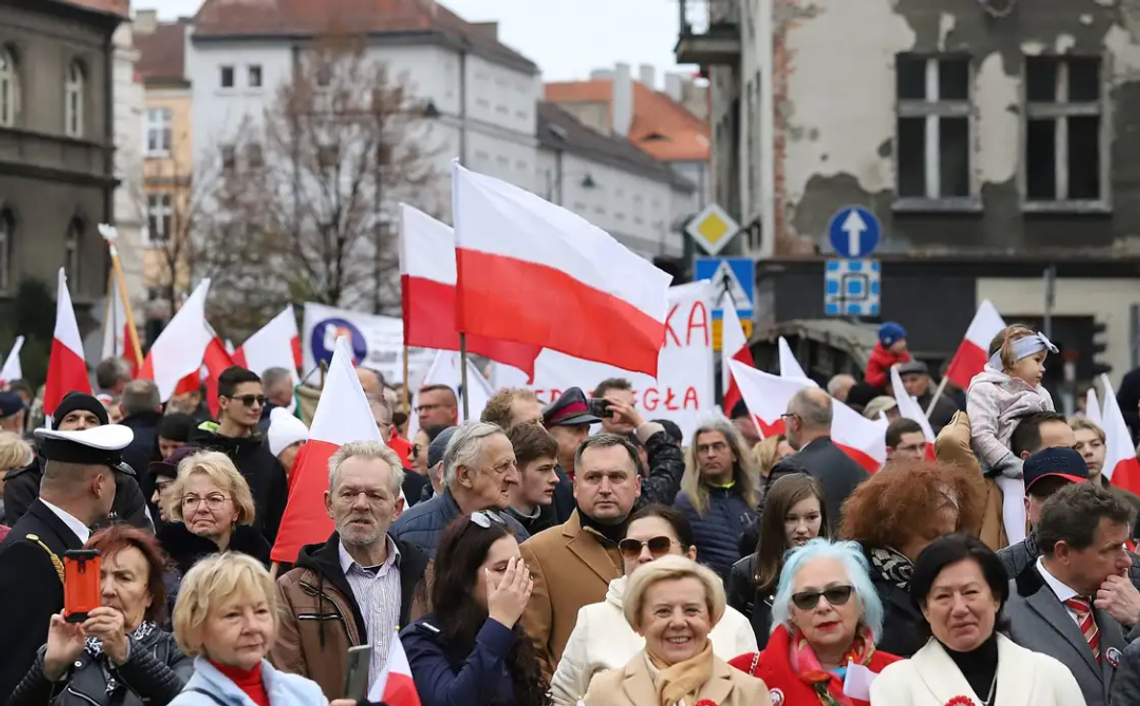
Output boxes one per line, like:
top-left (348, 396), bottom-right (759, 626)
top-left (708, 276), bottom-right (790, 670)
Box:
top-left (551, 505), bottom-right (757, 706)
top-left (400, 511), bottom-right (548, 706)
top-left (728, 473), bottom-right (830, 649)
top-left (728, 539), bottom-right (901, 706)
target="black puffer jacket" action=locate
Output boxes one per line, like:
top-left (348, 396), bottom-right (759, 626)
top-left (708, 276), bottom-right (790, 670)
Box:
top-left (9, 627), bottom-right (193, 706)
top-left (158, 520), bottom-right (272, 578)
top-left (726, 554), bottom-right (776, 649)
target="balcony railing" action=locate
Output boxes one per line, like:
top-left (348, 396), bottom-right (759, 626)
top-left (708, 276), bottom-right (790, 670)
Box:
top-left (675, 0), bottom-right (742, 66)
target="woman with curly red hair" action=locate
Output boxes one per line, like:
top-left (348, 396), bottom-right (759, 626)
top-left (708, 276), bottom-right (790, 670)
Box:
top-left (839, 461), bottom-right (986, 657)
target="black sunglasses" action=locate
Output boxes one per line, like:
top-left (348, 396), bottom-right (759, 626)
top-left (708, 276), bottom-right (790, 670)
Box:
top-left (791, 585), bottom-right (854, 611)
top-left (227, 394), bottom-right (267, 407)
top-left (618, 536), bottom-right (674, 559)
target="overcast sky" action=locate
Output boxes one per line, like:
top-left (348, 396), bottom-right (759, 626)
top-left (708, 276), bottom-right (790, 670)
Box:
top-left (137, 0), bottom-right (697, 84)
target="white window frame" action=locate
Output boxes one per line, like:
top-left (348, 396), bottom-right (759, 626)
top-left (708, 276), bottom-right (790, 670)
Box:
top-left (0, 212), bottom-right (10, 293)
top-left (220, 65), bottom-right (235, 89)
top-left (145, 107), bottom-right (172, 156)
top-left (65, 61), bottom-right (84, 138)
top-left (0, 48), bottom-right (18, 128)
top-left (895, 56), bottom-right (975, 206)
top-left (1022, 55), bottom-right (1109, 210)
top-left (146, 193), bottom-right (172, 244)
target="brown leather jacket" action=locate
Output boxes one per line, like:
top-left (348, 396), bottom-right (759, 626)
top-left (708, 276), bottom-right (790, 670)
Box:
top-left (269, 533), bottom-right (428, 700)
top-left (934, 411), bottom-right (1009, 551)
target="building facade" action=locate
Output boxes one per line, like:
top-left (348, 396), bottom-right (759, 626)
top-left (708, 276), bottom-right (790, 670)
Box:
top-left (0, 0), bottom-right (122, 320)
top-left (111, 20), bottom-right (146, 309)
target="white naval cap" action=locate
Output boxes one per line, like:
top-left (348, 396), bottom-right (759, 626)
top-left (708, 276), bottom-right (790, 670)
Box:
top-left (34, 425), bottom-right (135, 466)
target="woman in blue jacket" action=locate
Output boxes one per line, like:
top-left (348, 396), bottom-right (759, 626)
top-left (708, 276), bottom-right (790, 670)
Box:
top-left (400, 511), bottom-right (548, 706)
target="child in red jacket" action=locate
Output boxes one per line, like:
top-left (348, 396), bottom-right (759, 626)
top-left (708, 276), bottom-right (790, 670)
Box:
top-left (864, 322), bottom-right (910, 389)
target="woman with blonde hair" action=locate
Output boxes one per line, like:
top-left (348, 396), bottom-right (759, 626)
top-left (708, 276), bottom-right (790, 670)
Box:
top-left (0, 430), bottom-right (33, 530)
top-left (157, 450), bottom-right (271, 576)
top-left (752, 435), bottom-right (794, 478)
top-left (675, 420), bottom-right (762, 578)
top-left (583, 555), bottom-right (770, 706)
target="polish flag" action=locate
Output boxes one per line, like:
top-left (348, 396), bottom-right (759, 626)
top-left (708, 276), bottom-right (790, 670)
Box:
top-left (779, 336), bottom-right (811, 381)
top-left (1, 336), bottom-right (24, 385)
top-left (889, 366), bottom-right (936, 459)
top-left (1099, 374), bottom-right (1140, 495)
top-left (944, 300), bottom-right (1006, 388)
top-left (406, 349), bottom-right (495, 440)
top-left (233, 306), bottom-right (302, 384)
top-left (45, 269), bottom-right (92, 416)
top-left (730, 361), bottom-right (887, 471)
top-left (367, 635), bottom-right (421, 706)
top-left (399, 204), bottom-right (542, 380)
top-left (720, 302), bottom-right (755, 419)
top-left (272, 335), bottom-right (386, 563)
top-left (101, 275), bottom-right (140, 376)
top-left (203, 335), bottom-right (235, 419)
top-left (139, 279), bottom-right (213, 402)
top-left (1086, 385), bottom-right (1103, 427)
top-left (452, 162), bottom-right (672, 377)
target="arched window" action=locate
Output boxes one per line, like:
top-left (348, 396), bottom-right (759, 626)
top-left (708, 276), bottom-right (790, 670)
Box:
top-left (0, 48), bottom-right (18, 127)
top-left (65, 217), bottom-right (83, 288)
top-left (65, 60), bottom-right (84, 138)
top-left (0, 209), bottom-right (12, 293)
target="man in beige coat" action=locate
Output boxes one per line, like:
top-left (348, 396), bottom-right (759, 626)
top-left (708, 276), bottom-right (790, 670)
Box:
top-left (519, 433), bottom-right (643, 673)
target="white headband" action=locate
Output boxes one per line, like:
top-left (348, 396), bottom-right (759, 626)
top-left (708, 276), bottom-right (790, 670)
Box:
top-left (988, 332), bottom-right (1058, 369)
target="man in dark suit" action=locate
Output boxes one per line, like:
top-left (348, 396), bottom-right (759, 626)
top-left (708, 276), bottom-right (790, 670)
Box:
top-left (1006, 482), bottom-right (1140, 706)
top-left (0, 423), bottom-right (133, 696)
top-left (767, 386), bottom-right (870, 532)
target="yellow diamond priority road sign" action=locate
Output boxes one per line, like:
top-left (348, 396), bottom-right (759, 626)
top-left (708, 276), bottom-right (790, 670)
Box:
top-left (686, 203), bottom-right (740, 256)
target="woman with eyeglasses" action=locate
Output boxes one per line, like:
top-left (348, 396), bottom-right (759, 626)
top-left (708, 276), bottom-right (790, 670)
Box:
top-left (551, 505), bottom-right (757, 706)
top-left (157, 450), bottom-right (271, 579)
top-left (728, 473), bottom-right (830, 649)
top-left (400, 512), bottom-right (548, 706)
top-left (728, 539), bottom-right (901, 706)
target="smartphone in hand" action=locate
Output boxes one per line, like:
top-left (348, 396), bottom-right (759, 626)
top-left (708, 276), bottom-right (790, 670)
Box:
top-left (343, 644), bottom-right (373, 701)
top-left (63, 549), bottom-right (101, 623)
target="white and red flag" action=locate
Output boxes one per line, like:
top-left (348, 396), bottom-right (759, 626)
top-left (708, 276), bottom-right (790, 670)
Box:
top-left (451, 162), bottom-right (672, 376)
top-left (101, 275), bottom-right (140, 376)
top-left (367, 635), bottom-right (421, 706)
top-left (720, 302), bottom-right (754, 417)
top-left (779, 336), bottom-right (811, 381)
top-left (1086, 385), bottom-right (1103, 427)
top-left (399, 204), bottom-right (542, 379)
top-left (45, 269), bottom-right (93, 416)
top-left (203, 334), bottom-right (235, 419)
top-left (139, 279), bottom-right (213, 402)
top-left (1, 336), bottom-right (24, 386)
top-left (1099, 374), bottom-right (1140, 495)
top-left (233, 305), bottom-right (301, 383)
top-left (272, 335), bottom-right (386, 563)
top-left (406, 349), bottom-right (495, 440)
top-left (730, 360), bottom-right (887, 471)
top-left (944, 300), bottom-right (1006, 388)
top-left (889, 365), bottom-right (936, 459)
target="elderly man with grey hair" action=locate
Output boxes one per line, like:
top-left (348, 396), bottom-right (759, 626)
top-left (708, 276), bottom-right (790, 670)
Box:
top-left (766, 387), bottom-right (870, 532)
top-left (389, 420), bottom-right (529, 556)
top-left (271, 440), bottom-right (429, 698)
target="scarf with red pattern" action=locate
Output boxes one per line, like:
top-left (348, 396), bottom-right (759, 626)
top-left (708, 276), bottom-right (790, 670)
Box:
top-left (788, 626), bottom-right (876, 706)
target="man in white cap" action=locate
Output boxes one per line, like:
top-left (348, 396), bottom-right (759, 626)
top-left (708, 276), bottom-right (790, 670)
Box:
top-left (0, 423), bottom-right (133, 696)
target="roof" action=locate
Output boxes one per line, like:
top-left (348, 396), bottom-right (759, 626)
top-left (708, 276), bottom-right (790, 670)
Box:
top-left (61, 0), bottom-right (128, 17)
top-left (191, 0), bottom-right (537, 74)
top-left (537, 102), bottom-right (693, 191)
top-left (136, 20), bottom-right (190, 85)
top-left (544, 79), bottom-right (710, 163)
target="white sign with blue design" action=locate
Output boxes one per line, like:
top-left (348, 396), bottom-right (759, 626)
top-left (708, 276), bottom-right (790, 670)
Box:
top-left (827, 206), bottom-right (881, 258)
top-left (825, 259), bottom-right (881, 316)
top-left (694, 257), bottom-right (755, 317)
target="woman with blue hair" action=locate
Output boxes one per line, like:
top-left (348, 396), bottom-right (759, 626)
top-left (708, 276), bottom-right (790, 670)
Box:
top-left (728, 539), bottom-right (901, 706)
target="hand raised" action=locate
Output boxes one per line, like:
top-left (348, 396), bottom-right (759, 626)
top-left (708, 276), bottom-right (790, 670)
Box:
top-left (44, 612), bottom-right (87, 681)
top-left (486, 557), bottom-right (533, 629)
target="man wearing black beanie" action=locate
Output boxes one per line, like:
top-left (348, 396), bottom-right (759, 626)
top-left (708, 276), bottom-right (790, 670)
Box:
top-left (3, 391), bottom-right (151, 529)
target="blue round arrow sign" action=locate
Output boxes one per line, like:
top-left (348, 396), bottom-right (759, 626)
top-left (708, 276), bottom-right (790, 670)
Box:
top-left (827, 206), bottom-right (881, 258)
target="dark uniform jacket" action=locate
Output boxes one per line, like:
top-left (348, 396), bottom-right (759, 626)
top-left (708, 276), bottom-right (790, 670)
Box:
top-left (4, 456), bottom-right (150, 530)
top-left (0, 499), bottom-right (86, 696)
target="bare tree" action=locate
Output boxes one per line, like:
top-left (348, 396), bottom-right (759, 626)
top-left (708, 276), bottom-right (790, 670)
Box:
top-left (194, 31), bottom-right (443, 335)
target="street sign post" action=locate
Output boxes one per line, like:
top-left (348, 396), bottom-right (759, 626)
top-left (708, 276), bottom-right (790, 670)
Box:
top-left (695, 257), bottom-right (754, 350)
top-left (825, 259), bottom-right (881, 316)
top-left (827, 206), bottom-right (881, 259)
top-left (686, 203), bottom-right (741, 256)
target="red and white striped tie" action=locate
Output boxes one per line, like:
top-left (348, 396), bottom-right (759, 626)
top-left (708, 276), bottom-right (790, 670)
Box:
top-left (1065, 597), bottom-right (1101, 662)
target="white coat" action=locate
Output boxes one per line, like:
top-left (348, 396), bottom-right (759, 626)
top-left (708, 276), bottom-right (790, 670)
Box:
top-left (550, 575), bottom-right (758, 706)
top-left (870, 634), bottom-right (1086, 706)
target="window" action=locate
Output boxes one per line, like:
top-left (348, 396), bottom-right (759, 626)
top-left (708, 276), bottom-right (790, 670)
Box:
top-left (315, 62), bottom-right (332, 88)
top-left (221, 144), bottom-right (236, 171)
top-left (65, 61), bottom-right (84, 138)
top-left (65, 218), bottom-right (83, 287)
top-left (220, 65), bottom-right (234, 89)
top-left (0, 211), bottom-right (11, 292)
top-left (247, 142), bottom-right (264, 169)
top-left (145, 107), bottom-right (172, 155)
top-left (0, 48), bottom-right (18, 127)
top-left (895, 55), bottom-right (971, 200)
top-left (146, 193), bottom-right (172, 243)
top-left (248, 64), bottom-right (262, 89)
top-left (317, 144), bottom-right (339, 169)
top-left (1025, 56), bottom-right (1104, 203)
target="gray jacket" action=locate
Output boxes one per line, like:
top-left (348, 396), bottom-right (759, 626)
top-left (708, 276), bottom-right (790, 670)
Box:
top-left (389, 488), bottom-right (529, 557)
top-left (1111, 639), bottom-right (1140, 705)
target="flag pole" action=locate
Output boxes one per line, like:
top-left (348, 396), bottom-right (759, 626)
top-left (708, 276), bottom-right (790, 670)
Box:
top-left (99, 226), bottom-right (145, 368)
top-left (925, 375), bottom-right (950, 419)
top-left (459, 332), bottom-right (470, 420)
top-left (402, 344), bottom-right (411, 413)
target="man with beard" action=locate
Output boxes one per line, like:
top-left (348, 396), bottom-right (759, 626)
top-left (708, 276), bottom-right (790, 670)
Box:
top-left (271, 441), bottom-right (428, 698)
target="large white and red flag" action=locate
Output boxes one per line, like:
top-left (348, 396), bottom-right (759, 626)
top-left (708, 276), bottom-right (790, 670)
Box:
top-left (233, 306), bottom-right (301, 383)
top-left (889, 365), bottom-right (936, 459)
top-left (367, 635), bottom-right (421, 706)
top-left (944, 300), bottom-right (1006, 388)
top-left (272, 335), bottom-right (387, 563)
top-left (779, 336), bottom-right (812, 381)
top-left (399, 204), bottom-right (542, 379)
top-left (1099, 374), bottom-right (1140, 495)
top-left (1, 336), bottom-right (24, 386)
top-left (720, 302), bottom-right (754, 416)
top-left (451, 162), bottom-right (672, 376)
top-left (139, 279), bottom-right (213, 402)
top-left (45, 269), bottom-right (92, 416)
top-left (730, 360), bottom-right (887, 471)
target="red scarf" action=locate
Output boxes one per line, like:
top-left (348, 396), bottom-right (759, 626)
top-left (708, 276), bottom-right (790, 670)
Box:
top-left (209, 659), bottom-right (270, 706)
top-left (788, 627), bottom-right (875, 706)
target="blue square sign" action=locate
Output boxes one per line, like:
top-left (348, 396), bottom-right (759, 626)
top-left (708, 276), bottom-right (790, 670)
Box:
top-left (824, 259), bottom-right (880, 317)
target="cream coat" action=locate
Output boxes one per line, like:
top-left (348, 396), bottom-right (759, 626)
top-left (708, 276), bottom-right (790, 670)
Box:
top-left (870, 635), bottom-right (1086, 706)
top-left (551, 576), bottom-right (758, 706)
top-left (583, 650), bottom-right (770, 706)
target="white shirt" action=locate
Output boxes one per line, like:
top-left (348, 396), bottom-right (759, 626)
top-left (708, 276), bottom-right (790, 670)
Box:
top-left (39, 498), bottom-right (91, 545)
top-left (1036, 555), bottom-right (1082, 627)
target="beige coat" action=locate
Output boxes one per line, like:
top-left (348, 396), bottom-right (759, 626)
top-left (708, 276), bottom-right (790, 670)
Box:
top-left (583, 650), bottom-right (771, 706)
top-left (934, 411), bottom-right (1009, 551)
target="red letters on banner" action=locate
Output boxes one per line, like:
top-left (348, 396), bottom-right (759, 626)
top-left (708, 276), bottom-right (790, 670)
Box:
top-left (662, 301), bottom-right (709, 348)
top-left (535, 386), bottom-right (700, 411)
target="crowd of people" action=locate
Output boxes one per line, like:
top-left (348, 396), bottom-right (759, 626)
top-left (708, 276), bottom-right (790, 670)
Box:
top-left (1, 319), bottom-right (1140, 706)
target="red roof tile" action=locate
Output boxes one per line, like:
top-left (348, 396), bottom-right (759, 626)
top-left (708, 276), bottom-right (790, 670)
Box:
top-left (136, 20), bottom-right (189, 84)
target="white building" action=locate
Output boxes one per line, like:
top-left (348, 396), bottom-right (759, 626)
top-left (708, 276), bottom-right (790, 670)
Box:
top-left (110, 21), bottom-right (147, 309)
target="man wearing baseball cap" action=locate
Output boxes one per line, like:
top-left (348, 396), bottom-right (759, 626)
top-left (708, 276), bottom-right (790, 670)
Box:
top-left (0, 391), bottom-right (26, 435)
top-left (542, 388), bottom-right (600, 523)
